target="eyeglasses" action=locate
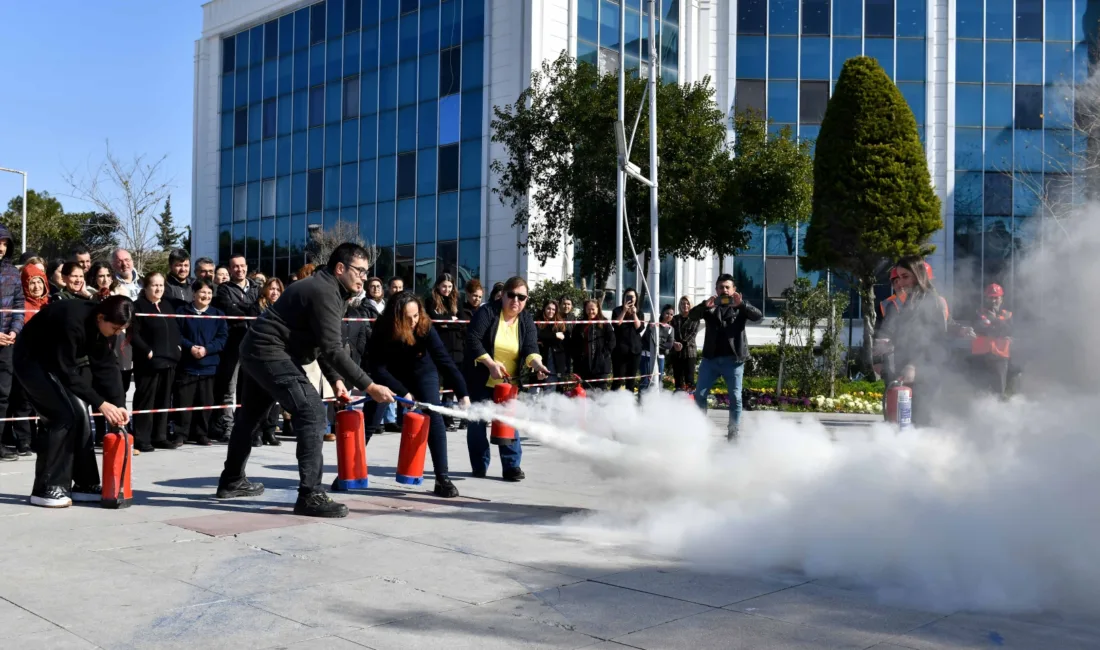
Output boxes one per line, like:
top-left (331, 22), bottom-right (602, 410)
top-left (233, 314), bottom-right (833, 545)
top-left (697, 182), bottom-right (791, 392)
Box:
top-left (506, 291), bottom-right (528, 302)
top-left (347, 264), bottom-right (370, 279)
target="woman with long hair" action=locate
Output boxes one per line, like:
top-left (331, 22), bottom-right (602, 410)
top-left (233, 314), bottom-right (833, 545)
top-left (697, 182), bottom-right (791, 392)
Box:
top-left (86, 262), bottom-right (118, 300)
top-left (536, 300), bottom-right (569, 379)
top-left (246, 277), bottom-right (286, 446)
top-left (131, 272), bottom-right (183, 451)
top-left (670, 295), bottom-right (700, 390)
top-left (570, 299), bottom-right (616, 385)
top-left (464, 277), bottom-right (550, 481)
top-left (610, 288), bottom-right (646, 392)
top-left (85, 262), bottom-right (126, 448)
top-left (174, 278), bottom-right (229, 446)
top-left (2, 265), bottom-right (51, 457)
top-left (369, 292), bottom-right (469, 497)
top-left (427, 274), bottom-right (463, 429)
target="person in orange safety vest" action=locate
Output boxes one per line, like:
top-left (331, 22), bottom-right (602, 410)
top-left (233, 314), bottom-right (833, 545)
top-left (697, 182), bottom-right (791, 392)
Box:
top-left (970, 283), bottom-right (1012, 397)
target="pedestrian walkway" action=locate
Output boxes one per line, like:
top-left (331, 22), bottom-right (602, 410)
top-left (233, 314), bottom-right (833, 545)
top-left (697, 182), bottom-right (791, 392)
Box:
top-left (0, 414), bottom-right (1096, 649)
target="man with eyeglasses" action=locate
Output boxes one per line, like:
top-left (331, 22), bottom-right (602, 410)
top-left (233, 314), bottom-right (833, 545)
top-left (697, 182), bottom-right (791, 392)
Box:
top-left (217, 243), bottom-right (395, 518)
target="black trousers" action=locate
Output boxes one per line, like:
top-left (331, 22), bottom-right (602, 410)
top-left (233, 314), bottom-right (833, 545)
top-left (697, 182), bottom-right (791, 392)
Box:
top-left (133, 368), bottom-right (175, 446)
top-left (3, 376), bottom-right (35, 451)
top-left (0, 345), bottom-right (14, 429)
top-left (13, 358), bottom-right (99, 493)
top-left (672, 354), bottom-right (696, 389)
top-left (220, 358), bottom-right (328, 497)
top-left (174, 374), bottom-right (215, 441)
top-left (611, 352), bottom-right (640, 392)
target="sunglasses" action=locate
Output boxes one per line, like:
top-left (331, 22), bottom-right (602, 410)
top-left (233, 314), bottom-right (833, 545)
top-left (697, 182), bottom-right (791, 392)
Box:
top-left (506, 291), bottom-right (528, 302)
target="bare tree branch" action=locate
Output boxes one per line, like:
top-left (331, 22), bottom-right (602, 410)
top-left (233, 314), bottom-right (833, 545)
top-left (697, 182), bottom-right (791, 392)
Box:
top-left (306, 221), bottom-right (378, 270)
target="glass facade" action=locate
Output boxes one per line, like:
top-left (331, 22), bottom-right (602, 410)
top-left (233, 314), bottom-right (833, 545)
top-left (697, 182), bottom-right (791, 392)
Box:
top-left (952, 0), bottom-right (1088, 310)
top-left (218, 0), bottom-right (485, 292)
top-left (733, 0), bottom-right (928, 317)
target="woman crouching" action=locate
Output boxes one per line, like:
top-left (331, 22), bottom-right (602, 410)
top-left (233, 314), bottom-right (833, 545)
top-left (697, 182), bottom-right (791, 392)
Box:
top-left (368, 292), bottom-right (470, 498)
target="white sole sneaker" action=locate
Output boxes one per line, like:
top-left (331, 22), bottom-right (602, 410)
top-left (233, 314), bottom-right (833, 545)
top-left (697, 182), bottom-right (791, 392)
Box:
top-left (72, 492), bottom-right (102, 503)
top-left (30, 494), bottom-right (72, 508)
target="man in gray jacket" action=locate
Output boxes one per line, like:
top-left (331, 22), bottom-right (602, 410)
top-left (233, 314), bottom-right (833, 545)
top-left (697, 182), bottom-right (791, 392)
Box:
top-left (689, 273), bottom-right (763, 441)
top-left (216, 243), bottom-right (395, 518)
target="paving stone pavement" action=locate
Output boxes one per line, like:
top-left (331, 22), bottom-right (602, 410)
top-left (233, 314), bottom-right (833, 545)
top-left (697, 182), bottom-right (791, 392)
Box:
top-left (0, 410), bottom-right (1095, 649)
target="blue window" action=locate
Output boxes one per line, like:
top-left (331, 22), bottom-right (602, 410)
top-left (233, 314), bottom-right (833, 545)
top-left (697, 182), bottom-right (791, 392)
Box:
top-left (1047, 0), bottom-right (1072, 41)
top-left (360, 69), bottom-right (378, 115)
top-left (363, 26), bottom-right (379, 69)
top-left (768, 37), bottom-right (798, 79)
top-left (397, 199), bottom-right (416, 244)
top-left (735, 36), bottom-right (766, 79)
top-left (235, 68), bottom-right (249, 108)
top-left (802, 0), bottom-right (829, 36)
top-left (400, 11), bottom-right (419, 60)
top-left (463, 0), bottom-right (484, 41)
top-left (956, 83), bottom-right (983, 127)
top-left (421, 2), bottom-right (440, 54)
top-left (954, 171), bottom-right (983, 215)
top-left (1012, 173), bottom-right (1039, 216)
top-left (601, 0), bottom-right (622, 49)
top-left (663, 0), bottom-right (680, 24)
top-left (251, 25), bottom-right (264, 65)
top-left (382, 0), bottom-right (400, 20)
top-left (1015, 85), bottom-right (1043, 130)
top-left (985, 85), bottom-right (1012, 129)
top-left (311, 2), bottom-right (326, 44)
top-left (228, 110), bottom-right (241, 147)
top-left (897, 82), bottom-right (924, 123)
top-left (359, 113), bottom-right (377, 158)
top-left (1045, 130), bottom-right (1072, 173)
top-left (865, 0), bottom-right (893, 37)
top-left (380, 20), bottom-right (398, 66)
top-left (378, 110), bottom-right (398, 155)
top-left (833, 0), bottom-right (861, 36)
top-left (236, 29), bottom-right (249, 71)
top-left (985, 41), bottom-right (1012, 84)
top-left (294, 49), bottom-right (310, 90)
top-left (458, 238), bottom-right (480, 279)
top-left (1044, 86), bottom-right (1073, 130)
top-left (956, 0), bottom-right (981, 38)
top-left (278, 135), bottom-right (292, 175)
top-left (955, 127), bottom-right (982, 170)
top-left (440, 47), bottom-right (461, 95)
top-left (462, 39), bottom-right (483, 90)
top-left (220, 186), bottom-right (233, 224)
top-left (326, 82), bottom-right (342, 123)
top-left (767, 80), bottom-right (797, 124)
top-left (986, 1), bottom-right (1012, 40)
top-left (380, 65), bottom-right (398, 110)
top-left (279, 55), bottom-right (293, 95)
top-left (221, 150), bottom-right (233, 186)
top-left (310, 43), bottom-right (326, 85)
top-left (293, 131), bottom-right (307, 172)
top-left (295, 7), bottom-right (311, 50)
top-left (378, 155), bottom-right (397, 201)
top-left (738, 0), bottom-right (766, 34)
top-left (342, 118), bottom-right (358, 162)
top-left (833, 37), bottom-right (862, 80)
top-left (344, 32), bottom-right (361, 75)
top-left (262, 139), bottom-right (276, 178)
top-left (344, 77), bottom-right (360, 119)
top-left (865, 39), bottom-right (894, 78)
top-left (399, 59), bottom-right (418, 106)
top-left (346, 0), bottom-right (362, 33)
top-left (441, 0), bottom-right (460, 48)
top-left (956, 40), bottom-right (983, 83)
top-left (276, 174), bottom-right (290, 216)
top-left (984, 129), bottom-right (1011, 171)
top-left (769, 0), bottom-right (798, 35)
top-left (896, 0), bottom-right (925, 37)
top-left (397, 152), bottom-right (416, 198)
top-left (292, 172), bottom-right (307, 213)
top-left (800, 38), bottom-right (830, 80)
top-left (439, 143), bottom-right (459, 191)
top-left (222, 73), bottom-right (234, 113)
top-left (579, 0), bottom-right (598, 43)
top-left (661, 22), bottom-right (679, 66)
top-left (460, 141), bottom-right (481, 189)
top-left (248, 104), bottom-right (262, 143)
top-left (263, 60), bottom-right (278, 100)
top-left (327, 0), bottom-right (344, 38)
top-left (341, 162), bottom-right (358, 206)
top-left (461, 90), bottom-right (482, 140)
top-left (439, 94), bottom-right (460, 144)
top-left (377, 201), bottom-right (395, 246)
top-left (223, 35), bottom-right (236, 73)
top-left (734, 80), bottom-right (766, 116)
top-left (417, 146), bottom-right (437, 195)
top-left (359, 158), bottom-right (377, 202)
top-left (800, 81), bottom-right (829, 124)
top-left (325, 124), bottom-right (342, 165)
top-left (248, 145), bottom-right (262, 182)
top-left (308, 85), bottom-right (324, 127)
top-left (1014, 130), bottom-right (1043, 172)
top-left (460, 188), bottom-right (481, 237)
top-left (358, 204), bottom-right (375, 243)
top-left (399, 105), bottom-right (417, 151)
top-left (416, 99), bottom-right (437, 149)
top-left (1047, 42), bottom-right (1074, 86)
top-left (895, 39), bottom-right (925, 81)
top-left (984, 173), bottom-right (1011, 215)
top-left (250, 66), bottom-right (263, 103)
top-left (1075, 43), bottom-right (1090, 83)
top-left (309, 127), bottom-right (324, 168)
top-left (1016, 0), bottom-right (1042, 41)
top-left (420, 52), bottom-right (440, 101)
top-left (248, 181), bottom-right (262, 220)
top-left (1016, 42), bottom-right (1043, 85)
top-left (438, 191), bottom-right (458, 239)
top-left (416, 194), bottom-right (436, 242)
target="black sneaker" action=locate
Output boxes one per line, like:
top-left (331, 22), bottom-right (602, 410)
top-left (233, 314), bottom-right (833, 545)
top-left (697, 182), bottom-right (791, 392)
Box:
top-left (471, 468), bottom-right (487, 478)
top-left (72, 484), bottom-right (102, 503)
top-left (16, 444), bottom-right (33, 456)
top-left (0, 447), bottom-right (17, 462)
top-left (30, 486), bottom-right (71, 508)
top-left (293, 492), bottom-right (348, 518)
top-left (433, 476), bottom-right (459, 498)
top-left (503, 467), bottom-right (526, 482)
top-left (215, 477), bottom-right (265, 499)
top-left (136, 444), bottom-right (155, 453)
top-left (153, 439), bottom-right (183, 450)
top-left (191, 436), bottom-right (213, 446)
top-left (383, 422), bottom-right (401, 433)
top-left (262, 432), bottom-right (282, 446)
top-left (727, 427), bottom-right (739, 443)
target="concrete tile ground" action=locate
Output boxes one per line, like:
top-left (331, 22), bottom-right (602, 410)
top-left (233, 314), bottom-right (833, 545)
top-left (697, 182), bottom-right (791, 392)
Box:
top-left (0, 411), bottom-right (1094, 649)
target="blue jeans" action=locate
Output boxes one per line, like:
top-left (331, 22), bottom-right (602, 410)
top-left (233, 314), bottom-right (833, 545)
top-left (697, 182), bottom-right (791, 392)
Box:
top-left (466, 382), bottom-right (522, 473)
top-left (694, 356), bottom-right (745, 433)
top-left (639, 356), bottom-right (664, 391)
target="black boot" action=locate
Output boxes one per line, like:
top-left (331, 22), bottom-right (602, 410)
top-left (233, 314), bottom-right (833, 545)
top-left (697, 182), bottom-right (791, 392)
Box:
top-left (215, 477), bottom-right (265, 499)
top-left (433, 475), bottom-right (459, 498)
top-left (262, 430), bottom-right (281, 446)
top-left (294, 491), bottom-right (348, 518)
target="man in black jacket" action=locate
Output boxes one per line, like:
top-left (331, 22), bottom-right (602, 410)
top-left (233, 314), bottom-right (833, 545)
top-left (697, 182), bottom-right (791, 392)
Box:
top-left (163, 248), bottom-right (194, 309)
top-left (210, 254), bottom-right (257, 440)
top-left (216, 243), bottom-right (395, 518)
top-left (689, 274), bottom-right (763, 441)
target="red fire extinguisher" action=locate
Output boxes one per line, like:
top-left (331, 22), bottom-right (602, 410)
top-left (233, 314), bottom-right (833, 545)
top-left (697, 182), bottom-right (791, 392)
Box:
top-left (885, 381), bottom-right (912, 429)
top-left (332, 407), bottom-right (369, 491)
top-left (490, 382), bottom-right (519, 445)
top-left (101, 425), bottom-right (133, 509)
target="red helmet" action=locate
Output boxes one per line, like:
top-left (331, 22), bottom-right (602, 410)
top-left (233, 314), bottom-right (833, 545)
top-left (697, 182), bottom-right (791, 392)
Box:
top-left (889, 267), bottom-right (899, 280)
top-left (924, 262), bottom-right (934, 280)
top-left (985, 283), bottom-right (1004, 298)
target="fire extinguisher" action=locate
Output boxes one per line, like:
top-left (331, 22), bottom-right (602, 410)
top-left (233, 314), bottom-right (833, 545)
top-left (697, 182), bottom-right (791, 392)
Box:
top-left (885, 381), bottom-right (912, 429)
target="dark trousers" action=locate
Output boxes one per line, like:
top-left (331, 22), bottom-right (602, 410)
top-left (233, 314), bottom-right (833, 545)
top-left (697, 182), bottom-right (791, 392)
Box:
top-left (467, 382), bottom-right (521, 473)
top-left (133, 368), bottom-right (175, 446)
top-left (3, 376), bottom-right (35, 451)
top-left (672, 354), bottom-right (696, 389)
top-left (212, 350), bottom-right (241, 436)
top-left (174, 374), bottom-right (215, 441)
top-left (973, 356), bottom-right (1010, 397)
top-left (405, 370), bottom-right (449, 477)
top-left (911, 380), bottom-right (939, 429)
top-left (611, 352), bottom-right (640, 392)
top-left (0, 345), bottom-right (14, 428)
top-left (13, 359), bottom-right (99, 493)
top-left (94, 370), bottom-right (129, 446)
top-left (220, 358), bottom-right (328, 497)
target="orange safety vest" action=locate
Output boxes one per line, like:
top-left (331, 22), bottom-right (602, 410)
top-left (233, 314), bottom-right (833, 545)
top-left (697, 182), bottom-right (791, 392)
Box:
top-left (879, 293), bottom-right (905, 319)
top-left (971, 309), bottom-right (1012, 358)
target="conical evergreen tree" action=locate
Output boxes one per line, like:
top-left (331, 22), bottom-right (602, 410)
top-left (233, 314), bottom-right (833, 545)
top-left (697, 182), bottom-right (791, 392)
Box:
top-left (155, 194), bottom-right (180, 250)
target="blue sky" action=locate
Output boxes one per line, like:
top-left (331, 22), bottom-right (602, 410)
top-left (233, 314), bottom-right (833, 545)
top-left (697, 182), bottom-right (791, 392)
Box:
top-left (0, 1), bottom-right (202, 225)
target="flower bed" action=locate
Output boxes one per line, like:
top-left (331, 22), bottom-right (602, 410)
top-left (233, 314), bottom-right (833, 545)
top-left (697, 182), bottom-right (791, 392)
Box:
top-left (699, 386), bottom-right (883, 414)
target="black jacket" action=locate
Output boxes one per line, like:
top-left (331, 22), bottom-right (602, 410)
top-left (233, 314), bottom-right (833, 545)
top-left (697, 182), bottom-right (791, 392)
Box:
top-left (0, 225), bottom-right (24, 336)
top-left (670, 313), bottom-right (700, 359)
top-left (13, 299), bottom-right (122, 408)
top-left (369, 325), bottom-right (469, 400)
top-left (464, 300), bottom-right (540, 388)
top-left (131, 296), bottom-right (182, 371)
top-left (427, 303), bottom-right (464, 364)
top-left (644, 318), bottom-right (675, 357)
top-left (344, 301), bottom-right (372, 367)
top-left (689, 298), bottom-right (763, 361)
top-left (570, 320), bottom-right (616, 377)
top-left (213, 279), bottom-right (258, 338)
top-left (244, 267), bottom-right (373, 390)
top-left (610, 305), bottom-right (646, 355)
top-left (164, 274), bottom-right (194, 310)
top-left (176, 304), bottom-right (228, 376)
top-left (537, 323), bottom-right (570, 375)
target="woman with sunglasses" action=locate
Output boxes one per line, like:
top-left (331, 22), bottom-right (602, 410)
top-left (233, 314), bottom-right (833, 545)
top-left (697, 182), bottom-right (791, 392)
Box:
top-left (464, 276), bottom-right (550, 481)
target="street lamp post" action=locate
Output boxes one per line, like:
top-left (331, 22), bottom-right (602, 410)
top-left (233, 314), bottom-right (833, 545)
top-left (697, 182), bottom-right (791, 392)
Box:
top-left (0, 167), bottom-right (27, 253)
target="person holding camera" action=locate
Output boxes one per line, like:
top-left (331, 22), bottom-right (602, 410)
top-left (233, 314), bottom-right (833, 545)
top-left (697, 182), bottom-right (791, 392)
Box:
top-left (690, 274), bottom-right (763, 441)
top-left (610, 288), bottom-right (647, 393)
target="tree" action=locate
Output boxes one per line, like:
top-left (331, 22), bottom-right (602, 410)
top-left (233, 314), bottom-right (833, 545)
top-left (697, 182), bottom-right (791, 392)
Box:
top-left (0, 190), bottom-right (81, 259)
top-left (181, 225), bottom-right (192, 253)
top-left (62, 141), bottom-right (173, 274)
top-left (730, 111), bottom-right (814, 232)
top-left (305, 220), bottom-right (378, 270)
top-left (154, 194), bottom-right (181, 250)
top-left (802, 56), bottom-right (942, 372)
top-left (491, 53), bottom-right (743, 297)
top-left (527, 277), bottom-right (591, 317)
